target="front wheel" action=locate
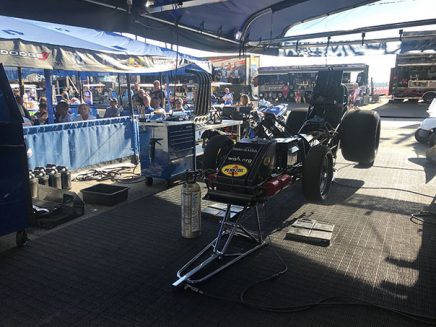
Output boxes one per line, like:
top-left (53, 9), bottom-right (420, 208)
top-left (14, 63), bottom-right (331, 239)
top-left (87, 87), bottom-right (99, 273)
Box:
top-left (302, 144), bottom-right (334, 201)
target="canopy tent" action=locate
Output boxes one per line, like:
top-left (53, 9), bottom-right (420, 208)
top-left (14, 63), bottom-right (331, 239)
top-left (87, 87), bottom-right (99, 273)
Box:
top-left (0, 0), bottom-right (380, 54)
top-left (0, 15), bottom-right (210, 73)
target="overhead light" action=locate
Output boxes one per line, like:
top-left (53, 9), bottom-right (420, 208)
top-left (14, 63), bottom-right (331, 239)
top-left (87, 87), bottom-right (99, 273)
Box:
top-left (145, 0), bottom-right (155, 8)
top-left (235, 31), bottom-right (242, 41)
top-left (126, 0), bottom-right (133, 13)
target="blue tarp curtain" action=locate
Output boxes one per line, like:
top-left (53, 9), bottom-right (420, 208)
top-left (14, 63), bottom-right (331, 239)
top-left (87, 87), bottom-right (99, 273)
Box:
top-left (23, 117), bottom-right (139, 170)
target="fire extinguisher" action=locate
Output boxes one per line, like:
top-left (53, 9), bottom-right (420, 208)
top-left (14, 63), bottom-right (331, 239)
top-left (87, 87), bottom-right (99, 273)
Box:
top-left (181, 170), bottom-right (202, 239)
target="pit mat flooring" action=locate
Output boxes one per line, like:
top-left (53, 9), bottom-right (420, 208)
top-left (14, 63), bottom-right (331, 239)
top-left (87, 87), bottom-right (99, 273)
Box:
top-left (0, 119), bottom-right (435, 327)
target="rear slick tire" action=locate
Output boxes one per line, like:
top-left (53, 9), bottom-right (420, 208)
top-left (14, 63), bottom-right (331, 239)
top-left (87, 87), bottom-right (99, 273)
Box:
top-left (302, 144), bottom-right (334, 202)
top-left (340, 109), bottom-right (381, 165)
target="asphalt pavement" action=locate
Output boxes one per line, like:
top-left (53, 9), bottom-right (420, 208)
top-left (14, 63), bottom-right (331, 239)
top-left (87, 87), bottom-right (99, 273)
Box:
top-left (0, 100), bottom-right (434, 326)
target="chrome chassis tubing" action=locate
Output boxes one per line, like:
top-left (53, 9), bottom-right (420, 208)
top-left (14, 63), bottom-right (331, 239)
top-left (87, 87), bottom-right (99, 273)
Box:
top-left (173, 203), bottom-right (267, 287)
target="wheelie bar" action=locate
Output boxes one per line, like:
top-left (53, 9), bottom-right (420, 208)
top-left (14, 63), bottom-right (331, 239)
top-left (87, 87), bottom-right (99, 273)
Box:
top-left (173, 203), bottom-right (267, 287)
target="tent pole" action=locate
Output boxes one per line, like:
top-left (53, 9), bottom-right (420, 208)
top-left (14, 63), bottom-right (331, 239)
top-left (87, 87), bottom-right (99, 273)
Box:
top-left (165, 73), bottom-right (170, 112)
top-left (117, 73), bottom-right (122, 105)
top-left (17, 67), bottom-right (24, 98)
top-left (126, 73), bottom-right (138, 166)
top-left (173, 24), bottom-right (179, 112)
top-left (44, 70), bottom-right (55, 124)
top-left (77, 72), bottom-right (83, 102)
top-left (126, 74), bottom-right (133, 114)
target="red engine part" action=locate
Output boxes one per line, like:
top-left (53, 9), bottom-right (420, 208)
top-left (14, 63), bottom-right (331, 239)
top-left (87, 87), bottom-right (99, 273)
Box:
top-left (263, 178), bottom-right (281, 196)
top-left (277, 174), bottom-right (293, 186)
top-left (263, 174), bottom-right (293, 196)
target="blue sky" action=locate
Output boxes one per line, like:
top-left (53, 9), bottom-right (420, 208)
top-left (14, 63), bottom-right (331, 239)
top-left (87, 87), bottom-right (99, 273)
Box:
top-left (286, 0), bottom-right (436, 38)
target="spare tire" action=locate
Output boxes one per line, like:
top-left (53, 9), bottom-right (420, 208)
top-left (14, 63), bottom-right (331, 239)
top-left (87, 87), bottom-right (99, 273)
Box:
top-left (302, 144), bottom-right (334, 201)
top-left (340, 110), bottom-right (381, 165)
top-left (202, 135), bottom-right (234, 171)
top-left (286, 108), bottom-right (308, 134)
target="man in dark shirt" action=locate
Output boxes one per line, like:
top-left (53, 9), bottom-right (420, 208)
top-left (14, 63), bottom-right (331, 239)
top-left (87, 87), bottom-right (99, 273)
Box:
top-left (104, 98), bottom-right (120, 118)
top-left (33, 103), bottom-right (48, 125)
top-left (15, 95), bottom-right (31, 120)
top-left (55, 101), bottom-right (72, 123)
top-left (131, 83), bottom-right (141, 105)
top-left (150, 80), bottom-right (165, 109)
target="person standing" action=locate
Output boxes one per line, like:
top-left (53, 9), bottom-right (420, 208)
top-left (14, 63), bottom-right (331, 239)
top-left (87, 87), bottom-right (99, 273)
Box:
top-left (134, 89), bottom-right (146, 113)
top-left (83, 87), bottom-right (93, 105)
top-left (281, 83), bottom-right (289, 102)
top-left (150, 80), bottom-right (165, 109)
top-left (131, 83), bottom-right (141, 106)
top-left (295, 88), bottom-right (302, 104)
top-left (15, 95), bottom-right (31, 120)
top-left (222, 88), bottom-right (233, 105)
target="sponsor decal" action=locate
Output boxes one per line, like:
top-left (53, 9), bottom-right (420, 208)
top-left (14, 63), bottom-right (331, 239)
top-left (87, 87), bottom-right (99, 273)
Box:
top-left (233, 146), bottom-right (258, 153)
top-left (221, 164), bottom-right (248, 177)
top-left (263, 156), bottom-right (271, 166)
top-left (227, 155), bottom-right (253, 165)
top-left (0, 49), bottom-right (50, 60)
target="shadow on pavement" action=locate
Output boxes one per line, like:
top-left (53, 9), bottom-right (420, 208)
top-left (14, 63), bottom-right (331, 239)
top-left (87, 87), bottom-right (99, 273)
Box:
top-left (408, 157), bottom-right (436, 183)
top-left (374, 102), bottom-right (429, 119)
